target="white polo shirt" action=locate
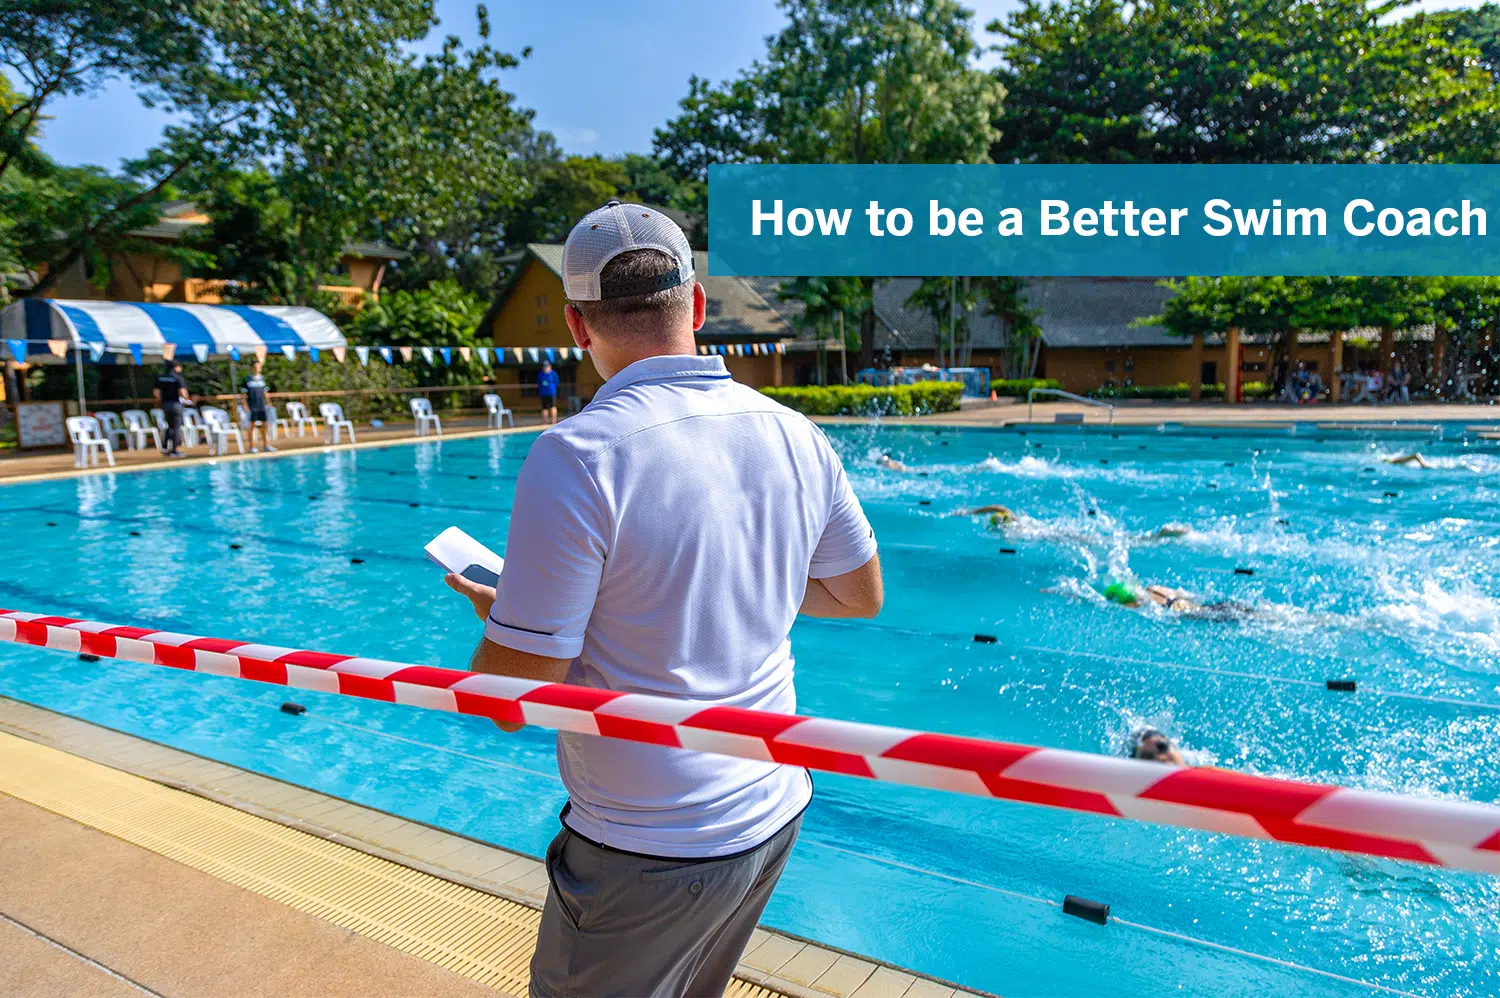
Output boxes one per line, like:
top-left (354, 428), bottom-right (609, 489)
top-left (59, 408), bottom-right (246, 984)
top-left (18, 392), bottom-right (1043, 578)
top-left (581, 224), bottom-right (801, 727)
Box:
top-left (484, 354), bottom-right (877, 858)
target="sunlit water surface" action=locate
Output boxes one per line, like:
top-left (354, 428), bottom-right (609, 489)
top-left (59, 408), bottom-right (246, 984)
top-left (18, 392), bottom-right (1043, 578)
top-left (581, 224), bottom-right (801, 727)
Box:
top-left (3, 422), bottom-right (1499, 997)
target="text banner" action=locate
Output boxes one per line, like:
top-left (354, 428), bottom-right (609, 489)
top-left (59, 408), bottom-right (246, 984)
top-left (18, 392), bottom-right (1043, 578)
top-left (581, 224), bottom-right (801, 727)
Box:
top-left (706, 165), bottom-right (1500, 277)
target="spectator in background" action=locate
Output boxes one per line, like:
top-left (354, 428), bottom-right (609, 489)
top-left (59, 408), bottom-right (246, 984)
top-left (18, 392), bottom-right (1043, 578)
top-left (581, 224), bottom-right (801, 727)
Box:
top-left (243, 360), bottom-right (275, 454)
top-left (1365, 367), bottom-right (1385, 403)
top-left (1388, 362), bottom-right (1412, 403)
top-left (154, 360), bottom-right (189, 457)
top-left (537, 359), bottom-right (559, 425)
top-left (1350, 366), bottom-right (1373, 403)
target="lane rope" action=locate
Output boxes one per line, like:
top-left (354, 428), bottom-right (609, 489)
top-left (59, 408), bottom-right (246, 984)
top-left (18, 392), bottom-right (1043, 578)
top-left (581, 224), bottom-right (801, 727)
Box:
top-left (3, 608), bottom-right (1500, 877)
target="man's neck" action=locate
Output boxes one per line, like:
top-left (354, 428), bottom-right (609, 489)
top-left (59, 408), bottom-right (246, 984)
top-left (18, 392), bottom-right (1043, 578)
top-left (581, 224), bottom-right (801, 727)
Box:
top-left (596, 335), bottom-right (698, 377)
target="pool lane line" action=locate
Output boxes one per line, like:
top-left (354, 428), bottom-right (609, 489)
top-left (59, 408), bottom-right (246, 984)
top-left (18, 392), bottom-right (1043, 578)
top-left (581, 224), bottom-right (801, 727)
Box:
top-left (203, 684), bottom-right (561, 782)
top-left (802, 618), bottom-right (1500, 714)
top-left (222, 482), bottom-right (509, 518)
top-left (10, 504), bottom-right (447, 569)
top-left (801, 842), bottom-right (1423, 998)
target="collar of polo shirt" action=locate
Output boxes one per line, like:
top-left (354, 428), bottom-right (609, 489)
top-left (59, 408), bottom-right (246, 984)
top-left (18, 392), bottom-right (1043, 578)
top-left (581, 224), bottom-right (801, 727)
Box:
top-left (590, 354), bottom-right (731, 405)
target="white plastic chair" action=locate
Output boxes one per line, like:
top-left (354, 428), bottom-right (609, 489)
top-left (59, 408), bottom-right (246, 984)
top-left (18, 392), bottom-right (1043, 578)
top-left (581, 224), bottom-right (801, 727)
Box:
top-left (121, 409), bottom-right (163, 451)
top-left (284, 401), bottom-right (320, 437)
top-left (201, 406), bottom-right (245, 456)
top-left (236, 403), bottom-right (251, 427)
top-left (65, 416), bottom-right (115, 468)
top-left (409, 397), bottom-right (443, 436)
top-left (483, 393), bottom-right (514, 428)
top-left (318, 402), bottom-right (357, 444)
top-left (267, 404), bottom-right (293, 440)
top-left (93, 411), bottom-right (129, 449)
top-left (150, 408), bottom-right (169, 436)
top-left (180, 407), bottom-right (207, 447)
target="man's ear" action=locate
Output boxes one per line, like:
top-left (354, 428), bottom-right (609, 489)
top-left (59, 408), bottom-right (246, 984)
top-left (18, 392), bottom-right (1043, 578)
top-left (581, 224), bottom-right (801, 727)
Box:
top-left (692, 282), bottom-right (706, 332)
top-left (564, 303), bottom-right (591, 350)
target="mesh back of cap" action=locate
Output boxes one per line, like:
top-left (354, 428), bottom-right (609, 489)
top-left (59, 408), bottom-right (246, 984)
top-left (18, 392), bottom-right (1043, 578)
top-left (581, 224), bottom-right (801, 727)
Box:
top-left (563, 203), bottom-right (694, 301)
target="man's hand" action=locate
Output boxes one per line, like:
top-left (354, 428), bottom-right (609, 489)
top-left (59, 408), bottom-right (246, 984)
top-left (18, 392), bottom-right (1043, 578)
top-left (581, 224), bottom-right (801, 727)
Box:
top-left (446, 572), bottom-right (497, 621)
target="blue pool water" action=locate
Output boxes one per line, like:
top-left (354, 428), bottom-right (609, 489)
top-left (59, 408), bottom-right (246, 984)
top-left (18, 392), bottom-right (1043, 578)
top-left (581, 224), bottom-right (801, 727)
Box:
top-left (3, 423), bottom-right (1500, 996)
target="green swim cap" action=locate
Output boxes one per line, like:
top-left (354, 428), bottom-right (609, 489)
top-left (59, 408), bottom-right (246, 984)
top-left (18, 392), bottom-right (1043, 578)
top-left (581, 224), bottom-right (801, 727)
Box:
top-left (1101, 581), bottom-right (1138, 605)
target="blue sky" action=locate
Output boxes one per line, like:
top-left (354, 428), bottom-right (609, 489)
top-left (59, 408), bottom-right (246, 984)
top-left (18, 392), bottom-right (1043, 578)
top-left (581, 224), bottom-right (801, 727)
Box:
top-left (18, 0), bottom-right (1485, 170)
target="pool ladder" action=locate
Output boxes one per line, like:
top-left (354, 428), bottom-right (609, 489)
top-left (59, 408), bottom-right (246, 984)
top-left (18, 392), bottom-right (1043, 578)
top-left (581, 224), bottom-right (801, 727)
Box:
top-left (1027, 387), bottom-right (1117, 425)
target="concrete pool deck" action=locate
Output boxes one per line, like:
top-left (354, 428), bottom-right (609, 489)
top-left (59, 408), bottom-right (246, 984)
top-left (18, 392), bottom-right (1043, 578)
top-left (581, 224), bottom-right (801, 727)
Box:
top-left (0, 414), bottom-right (546, 485)
top-left (0, 696), bottom-right (993, 998)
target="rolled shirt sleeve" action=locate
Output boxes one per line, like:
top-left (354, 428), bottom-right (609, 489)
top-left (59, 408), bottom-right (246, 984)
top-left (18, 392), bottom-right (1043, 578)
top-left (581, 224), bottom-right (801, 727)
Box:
top-left (484, 433), bottom-right (609, 659)
top-left (808, 440), bottom-right (878, 580)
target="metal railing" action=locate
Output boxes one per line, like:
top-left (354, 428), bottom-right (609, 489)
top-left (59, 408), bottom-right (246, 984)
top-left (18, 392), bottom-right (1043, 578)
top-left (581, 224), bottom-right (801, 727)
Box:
top-left (1027, 387), bottom-right (1117, 425)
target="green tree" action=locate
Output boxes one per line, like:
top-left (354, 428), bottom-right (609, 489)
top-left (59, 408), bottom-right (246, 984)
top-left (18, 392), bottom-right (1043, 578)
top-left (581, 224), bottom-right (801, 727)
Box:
top-left (22, 2), bottom-right (531, 300)
top-left (989, 0), bottom-right (1498, 165)
top-left (973, 277), bottom-right (1041, 378)
top-left (0, 0), bottom-right (209, 184)
top-left (776, 276), bottom-right (870, 351)
top-left (345, 280), bottom-right (490, 387)
top-left (655, 0), bottom-right (1004, 368)
top-left (905, 277), bottom-right (980, 365)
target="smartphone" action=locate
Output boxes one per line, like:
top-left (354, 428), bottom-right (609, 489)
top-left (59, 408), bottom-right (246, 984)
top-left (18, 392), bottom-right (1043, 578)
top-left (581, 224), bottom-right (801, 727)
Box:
top-left (425, 526), bottom-right (505, 588)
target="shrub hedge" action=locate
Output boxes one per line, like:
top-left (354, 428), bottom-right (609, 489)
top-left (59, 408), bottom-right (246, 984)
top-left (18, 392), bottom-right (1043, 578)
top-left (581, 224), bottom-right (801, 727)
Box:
top-left (990, 377), bottom-right (1062, 397)
top-left (760, 382), bottom-right (965, 416)
top-left (1090, 381), bottom-right (1272, 401)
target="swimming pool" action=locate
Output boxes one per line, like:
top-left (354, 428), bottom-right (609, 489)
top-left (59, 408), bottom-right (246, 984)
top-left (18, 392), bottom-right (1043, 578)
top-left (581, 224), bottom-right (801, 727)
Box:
top-left (2, 422), bottom-right (1498, 997)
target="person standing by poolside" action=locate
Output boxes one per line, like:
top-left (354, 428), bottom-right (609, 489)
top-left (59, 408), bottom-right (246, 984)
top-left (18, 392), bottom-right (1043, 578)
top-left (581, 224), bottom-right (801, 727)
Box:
top-left (154, 359), bottom-right (189, 457)
top-left (536, 359), bottom-right (559, 424)
top-left (243, 360), bottom-right (276, 454)
top-left (445, 201), bottom-right (883, 998)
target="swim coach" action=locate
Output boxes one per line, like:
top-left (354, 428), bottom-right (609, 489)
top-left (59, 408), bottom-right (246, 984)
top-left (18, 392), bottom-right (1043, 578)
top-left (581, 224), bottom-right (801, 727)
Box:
top-left (447, 201), bottom-right (884, 996)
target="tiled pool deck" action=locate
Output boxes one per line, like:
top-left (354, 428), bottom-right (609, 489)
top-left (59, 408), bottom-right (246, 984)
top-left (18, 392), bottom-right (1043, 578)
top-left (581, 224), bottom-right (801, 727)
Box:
top-left (0, 696), bottom-right (993, 998)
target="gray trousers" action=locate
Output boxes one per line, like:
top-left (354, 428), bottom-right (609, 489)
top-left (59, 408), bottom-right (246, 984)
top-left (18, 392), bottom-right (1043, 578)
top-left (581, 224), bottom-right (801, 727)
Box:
top-left (529, 815), bottom-right (802, 997)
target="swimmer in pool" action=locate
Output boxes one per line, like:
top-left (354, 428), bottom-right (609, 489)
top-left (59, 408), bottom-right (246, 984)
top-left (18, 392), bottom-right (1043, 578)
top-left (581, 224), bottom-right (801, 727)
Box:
top-left (951, 504), bottom-right (1016, 525)
top-left (1385, 453), bottom-right (1431, 469)
top-left (1146, 523), bottom-right (1193, 539)
top-left (877, 453), bottom-right (910, 472)
top-left (1129, 727), bottom-right (1184, 765)
top-left (1100, 580), bottom-right (1259, 621)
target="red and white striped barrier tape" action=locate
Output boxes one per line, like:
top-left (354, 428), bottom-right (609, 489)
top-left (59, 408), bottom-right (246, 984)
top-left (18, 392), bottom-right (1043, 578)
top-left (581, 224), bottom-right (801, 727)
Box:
top-left (3, 608), bottom-right (1499, 876)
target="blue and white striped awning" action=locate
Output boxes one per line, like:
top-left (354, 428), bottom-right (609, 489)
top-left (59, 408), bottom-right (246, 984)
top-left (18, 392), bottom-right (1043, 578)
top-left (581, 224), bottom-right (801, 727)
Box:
top-left (0, 298), bottom-right (346, 363)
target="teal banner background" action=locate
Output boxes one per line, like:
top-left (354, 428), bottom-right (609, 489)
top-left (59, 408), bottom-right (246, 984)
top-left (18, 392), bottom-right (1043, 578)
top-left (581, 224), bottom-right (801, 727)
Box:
top-left (706, 164), bottom-right (1500, 277)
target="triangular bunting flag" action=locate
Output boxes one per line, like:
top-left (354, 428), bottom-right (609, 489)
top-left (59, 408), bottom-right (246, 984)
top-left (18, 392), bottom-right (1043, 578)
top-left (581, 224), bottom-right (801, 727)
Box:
top-left (528, 347), bottom-right (540, 363)
top-left (280, 345), bottom-right (296, 361)
top-left (355, 346), bottom-right (369, 366)
top-left (192, 343), bottom-right (209, 363)
top-left (159, 342), bottom-right (176, 361)
top-left (420, 346), bottom-right (434, 364)
top-left (477, 347), bottom-right (490, 365)
top-left (254, 346), bottom-right (267, 363)
top-left (439, 347), bottom-right (452, 365)
top-left (5, 340), bottom-right (27, 363)
top-left (128, 343), bottom-right (144, 365)
top-left (46, 339), bottom-right (67, 358)
top-left (378, 346), bottom-right (393, 364)
top-left (512, 347), bottom-right (523, 363)
top-left (574, 347), bottom-right (585, 360)
top-left (458, 347), bottom-right (471, 362)
top-left (333, 346), bottom-right (346, 363)
top-left (309, 347), bottom-right (320, 363)
top-left (87, 342), bottom-right (105, 362)
top-left (544, 347), bottom-right (555, 362)
top-left (399, 346), bottom-right (413, 363)
top-left (227, 345), bottom-right (240, 361)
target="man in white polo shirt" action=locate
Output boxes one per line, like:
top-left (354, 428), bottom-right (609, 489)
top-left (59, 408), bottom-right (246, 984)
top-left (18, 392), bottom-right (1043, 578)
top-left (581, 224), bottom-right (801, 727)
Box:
top-left (446, 201), bottom-right (882, 997)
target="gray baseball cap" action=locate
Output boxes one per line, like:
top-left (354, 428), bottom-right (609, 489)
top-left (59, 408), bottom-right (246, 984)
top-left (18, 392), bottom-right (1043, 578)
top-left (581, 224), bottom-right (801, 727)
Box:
top-left (562, 200), bottom-right (695, 302)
